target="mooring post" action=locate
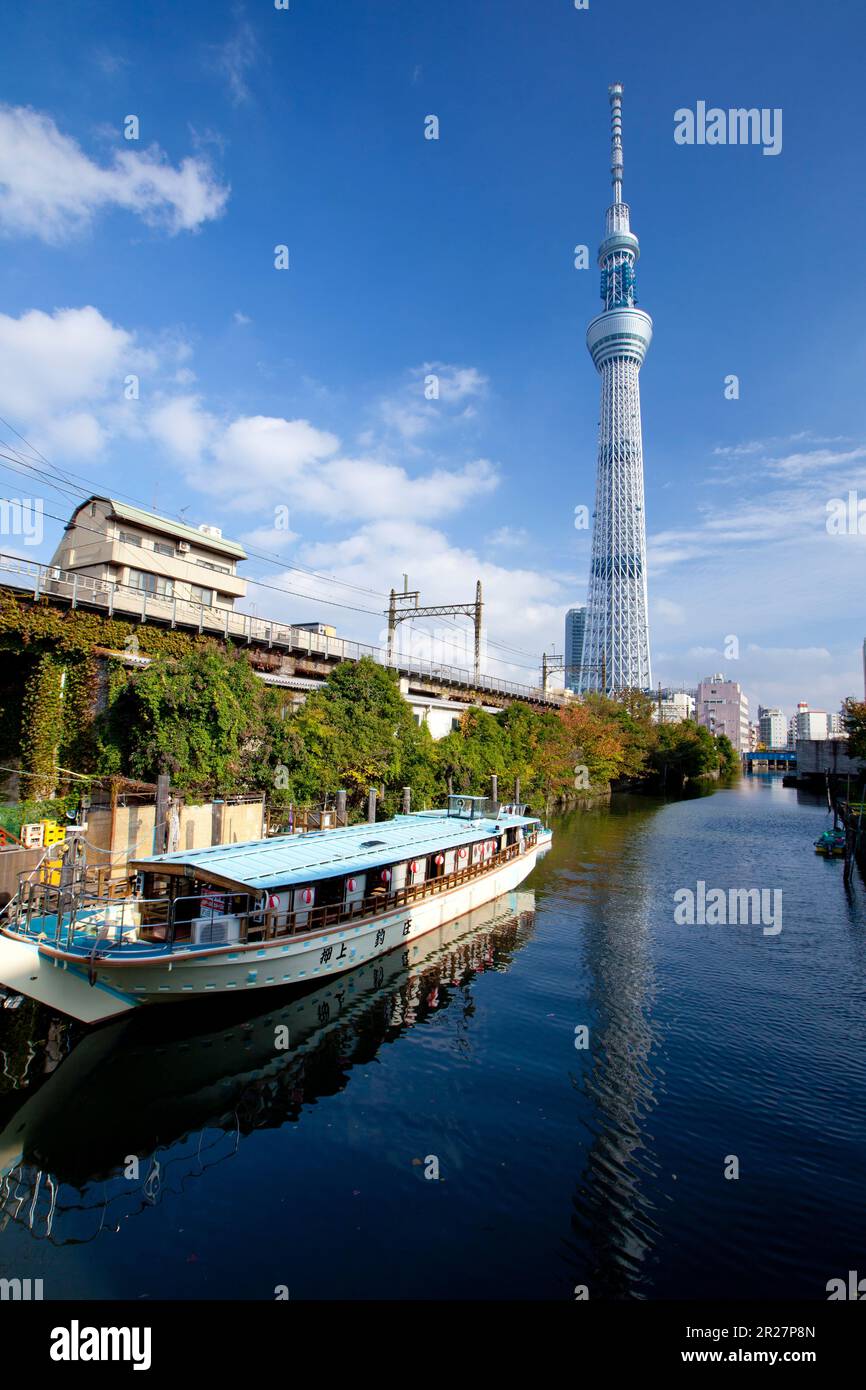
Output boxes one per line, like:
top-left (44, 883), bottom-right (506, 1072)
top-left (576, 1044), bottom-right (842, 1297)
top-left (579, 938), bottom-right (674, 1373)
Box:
top-left (514, 776), bottom-right (521, 804)
top-left (154, 773), bottom-right (170, 855)
top-left (402, 786), bottom-right (411, 815)
top-left (491, 774), bottom-right (498, 803)
top-left (336, 788), bottom-right (347, 825)
top-left (211, 799), bottom-right (225, 847)
top-left (447, 775), bottom-right (453, 797)
top-left (367, 788), bottom-right (377, 824)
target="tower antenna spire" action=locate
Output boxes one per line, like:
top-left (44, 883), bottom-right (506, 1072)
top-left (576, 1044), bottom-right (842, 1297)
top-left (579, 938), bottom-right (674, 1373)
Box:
top-left (609, 81), bottom-right (624, 204)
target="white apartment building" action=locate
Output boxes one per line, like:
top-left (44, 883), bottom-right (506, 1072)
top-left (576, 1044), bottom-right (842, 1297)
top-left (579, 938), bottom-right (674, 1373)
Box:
top-left (652, 689), bottom-right (696, 724)
top-left (788, 703), bottom-right (830, 743)
top-left (758, 708), bottom-right (788, 749)
top-left (50, 496), bottom-right (247, 610)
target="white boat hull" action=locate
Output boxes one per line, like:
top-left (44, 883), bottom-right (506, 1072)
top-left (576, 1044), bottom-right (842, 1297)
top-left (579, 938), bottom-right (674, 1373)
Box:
top-left (2, 844), bottom-right (539, 1021)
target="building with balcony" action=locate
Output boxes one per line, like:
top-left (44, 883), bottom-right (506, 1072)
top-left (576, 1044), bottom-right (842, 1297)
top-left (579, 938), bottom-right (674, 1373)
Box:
top-left (758, 708), bottom-right (788, 749)
top-left (696, 673), bottom-right (750, 752)
top-left (49, 496), bottom-right (247, 609)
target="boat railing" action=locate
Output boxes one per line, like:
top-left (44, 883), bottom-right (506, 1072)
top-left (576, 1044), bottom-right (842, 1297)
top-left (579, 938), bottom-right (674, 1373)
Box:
top-left (253, 831), bottom-right (539, 942)
top-left (9, 832), bottom-right (538, 956)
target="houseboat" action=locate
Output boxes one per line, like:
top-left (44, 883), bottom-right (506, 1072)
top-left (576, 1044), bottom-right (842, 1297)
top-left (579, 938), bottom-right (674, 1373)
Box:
top-left (0, 797), bottom-right (546, 1025)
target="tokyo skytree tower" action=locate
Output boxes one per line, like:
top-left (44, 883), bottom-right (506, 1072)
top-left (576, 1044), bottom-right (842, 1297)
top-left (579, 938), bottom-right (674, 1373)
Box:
top-left (578, 83), bottom-right (653, 694)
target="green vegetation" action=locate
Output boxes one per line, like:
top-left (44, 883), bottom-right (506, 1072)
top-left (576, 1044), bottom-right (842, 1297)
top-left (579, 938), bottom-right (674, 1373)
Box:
top-left (842, 698), bottom-right (866, 764)
top-left (0, 590), bottom-right (738, 816)
top-left (89, 650), bottom-right (737, 813)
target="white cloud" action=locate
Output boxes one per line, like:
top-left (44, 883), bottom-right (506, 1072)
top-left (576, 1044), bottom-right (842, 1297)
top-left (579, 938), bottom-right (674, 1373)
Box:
top-left (0, 305), bottom-right (137, 418)
top-left (290, 519), bottom-right (565, 682)
top-left (197, 412), bottom-right (499, 522)
top-left (206, 416), bottom-right (340, 504)
top-left (148, 395), bottom-right (217, 463)
top-left (37, 411), bottom-right (106, 459)
top-left (0, 104), bottom-right (229, 242)
top-left (486, 525), bottom-right (529, 548)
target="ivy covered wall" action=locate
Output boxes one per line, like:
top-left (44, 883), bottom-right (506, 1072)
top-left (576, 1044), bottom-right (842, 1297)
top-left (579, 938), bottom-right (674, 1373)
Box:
top-left (0, 588), bottom-right (217, 798)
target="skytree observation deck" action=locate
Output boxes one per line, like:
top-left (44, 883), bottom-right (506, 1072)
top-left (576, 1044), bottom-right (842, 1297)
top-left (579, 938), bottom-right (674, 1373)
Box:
top-left (579, 83), bottom-right (653, 695)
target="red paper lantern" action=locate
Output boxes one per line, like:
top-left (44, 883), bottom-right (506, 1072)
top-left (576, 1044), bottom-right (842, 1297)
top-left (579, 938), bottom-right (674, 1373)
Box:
top-left (381, 869), bottom-right (391, 883)
top-left (459, 847), bottom-right (467, 859)
top-left (302, 888), bottom-right (313, 905)
top-left (410, 860), bottom-right (418, 873)
top-left (435, 854), bottom-right (444, 866)
top-left (347, 878), bottom-right (357, 892)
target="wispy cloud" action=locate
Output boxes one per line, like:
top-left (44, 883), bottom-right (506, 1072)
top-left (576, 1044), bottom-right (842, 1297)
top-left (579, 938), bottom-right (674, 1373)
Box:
top-left (0, 104), bottom-right (229, 242)
top-left (208, 19), bottom-right (259, 106)
top-left (378, 362), bottom-right (488, 443)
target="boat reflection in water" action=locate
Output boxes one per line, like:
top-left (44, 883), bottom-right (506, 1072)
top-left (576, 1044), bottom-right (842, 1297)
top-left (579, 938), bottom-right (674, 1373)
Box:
top-left (0, 890), bottom-right (535, 1247)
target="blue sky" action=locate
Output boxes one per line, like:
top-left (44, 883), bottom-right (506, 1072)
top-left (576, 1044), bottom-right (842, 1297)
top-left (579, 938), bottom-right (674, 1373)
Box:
top-left (0, 0), bottom-right (865, 715)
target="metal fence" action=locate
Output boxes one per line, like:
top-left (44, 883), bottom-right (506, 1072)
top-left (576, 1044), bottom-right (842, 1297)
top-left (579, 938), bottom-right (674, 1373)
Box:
top-left (0, 552), bottom-right (565, 706)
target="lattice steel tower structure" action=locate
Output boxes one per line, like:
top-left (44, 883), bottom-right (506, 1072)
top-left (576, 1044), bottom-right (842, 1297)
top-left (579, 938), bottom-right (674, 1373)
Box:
top-left (579, 83), bottom-right (652, 694)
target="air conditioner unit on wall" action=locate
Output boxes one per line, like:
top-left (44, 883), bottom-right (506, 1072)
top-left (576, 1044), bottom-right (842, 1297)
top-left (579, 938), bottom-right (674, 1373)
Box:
top-left (177, 541), bottom-right (191, 552)
top-left (192, 915), bottom-right (241, 945)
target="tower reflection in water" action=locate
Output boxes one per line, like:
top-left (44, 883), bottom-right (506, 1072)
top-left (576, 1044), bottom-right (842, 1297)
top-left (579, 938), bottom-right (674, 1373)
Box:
top-left (0, 891), bottom-right (536, 1248)
top-left (545, 802), bottom-right (663, 1300)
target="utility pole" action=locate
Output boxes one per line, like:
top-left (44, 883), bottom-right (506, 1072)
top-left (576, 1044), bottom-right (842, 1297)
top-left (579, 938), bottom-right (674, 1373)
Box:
top-left (385, 577), bottom-right (485, 685)
top-left (474, 580), bottom-right (483, 685)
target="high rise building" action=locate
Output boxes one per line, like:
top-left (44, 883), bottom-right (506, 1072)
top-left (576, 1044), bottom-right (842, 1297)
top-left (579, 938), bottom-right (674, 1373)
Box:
top-left (564, 606), bottom-right (587, 691)
top-left (787, 702), bottom-right (832, 742)
top-left (696, 674), bottom-right (750, 753)
top-left (758, 708), bottom-right (787, 749)
top-left (579, 84), bottom-right (653, 695)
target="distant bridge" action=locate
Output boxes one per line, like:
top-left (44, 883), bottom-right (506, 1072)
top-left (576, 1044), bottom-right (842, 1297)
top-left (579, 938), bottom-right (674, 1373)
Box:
top-left (0, 553), bottom-right (566, 711)
top-left (742, 750), bottom-right (796, 773)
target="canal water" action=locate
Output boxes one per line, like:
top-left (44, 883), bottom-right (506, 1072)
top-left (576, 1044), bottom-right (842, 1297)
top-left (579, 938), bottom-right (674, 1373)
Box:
top-left (1, 774), bottom-right (865, 1300)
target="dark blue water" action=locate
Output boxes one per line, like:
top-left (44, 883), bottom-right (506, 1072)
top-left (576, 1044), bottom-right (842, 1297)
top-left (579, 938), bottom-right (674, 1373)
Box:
top-left (2, 775), bottom-right (865, 1300)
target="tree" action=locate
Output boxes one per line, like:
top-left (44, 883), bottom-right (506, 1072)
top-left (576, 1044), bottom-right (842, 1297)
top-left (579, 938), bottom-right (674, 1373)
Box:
top-left (104, 643), bottom-right (268, 796)
top-left (843, 699), bottom-right (866, 764)
top-left (280, 658), bottom-right (437, 814)
top-left (648, 719), bottom-right (721, 787)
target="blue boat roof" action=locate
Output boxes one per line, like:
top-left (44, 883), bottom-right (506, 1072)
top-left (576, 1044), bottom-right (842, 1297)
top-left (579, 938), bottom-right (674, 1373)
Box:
top-left (131, 809), bottom-right (540, 892)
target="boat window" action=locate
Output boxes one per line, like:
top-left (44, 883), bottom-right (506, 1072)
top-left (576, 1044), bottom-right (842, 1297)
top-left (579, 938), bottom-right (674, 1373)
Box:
top-left (315, 876), bottom-right (344, 908)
